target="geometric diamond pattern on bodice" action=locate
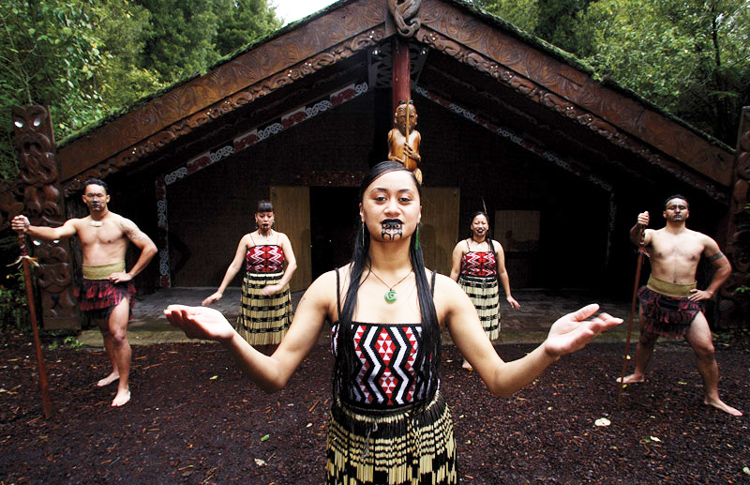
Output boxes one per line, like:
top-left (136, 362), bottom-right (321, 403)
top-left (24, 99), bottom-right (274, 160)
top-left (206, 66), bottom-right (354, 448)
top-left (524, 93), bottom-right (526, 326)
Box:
top-left (332, 322), bottom-right (424, 408)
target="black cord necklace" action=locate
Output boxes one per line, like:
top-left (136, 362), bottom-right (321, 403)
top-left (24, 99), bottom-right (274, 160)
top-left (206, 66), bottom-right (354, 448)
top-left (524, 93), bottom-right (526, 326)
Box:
top-left (368, 267), bottom-right (413, 303)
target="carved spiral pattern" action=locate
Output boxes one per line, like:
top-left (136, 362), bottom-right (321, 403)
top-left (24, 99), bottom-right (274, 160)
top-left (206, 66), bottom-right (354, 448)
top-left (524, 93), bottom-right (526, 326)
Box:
top-left (62, 28), bottom-right (384, 196)
top-left (416, 26), bottom-right (725, 201)
top-left (719, 107), bottom-right (750, 327)
top-left (10, 106), bottom-right (79, 327)
top-left (388, 0), bottom-right (422, 38)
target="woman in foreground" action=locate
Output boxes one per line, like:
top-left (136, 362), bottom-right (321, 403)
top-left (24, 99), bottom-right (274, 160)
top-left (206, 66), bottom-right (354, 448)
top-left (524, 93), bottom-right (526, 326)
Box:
top-left (165, 161), bottom-right (621, 485)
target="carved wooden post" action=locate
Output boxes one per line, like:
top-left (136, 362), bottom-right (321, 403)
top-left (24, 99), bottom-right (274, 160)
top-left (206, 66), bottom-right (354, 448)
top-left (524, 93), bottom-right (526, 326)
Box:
top-left (719, 106), bottom-right (750, 328)
top-left (12, 106), bottom-right (80, 329)
top-left (388, 0), bottom-right (421, 110)
top-left (392, 37), bottom-right (411, 111)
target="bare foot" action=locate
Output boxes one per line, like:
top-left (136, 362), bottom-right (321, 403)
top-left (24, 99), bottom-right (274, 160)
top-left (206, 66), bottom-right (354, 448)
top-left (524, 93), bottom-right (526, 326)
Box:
top-left (111, 388), bottom-right (131, 407)
top-left (704, 398), bottom-right (743, 417)
top-left (616, 373), bottom-right (644, 384)
top-left (97, 372), bottom-right (119, 387)
top-left (461, 360), bottom-right (473, 372)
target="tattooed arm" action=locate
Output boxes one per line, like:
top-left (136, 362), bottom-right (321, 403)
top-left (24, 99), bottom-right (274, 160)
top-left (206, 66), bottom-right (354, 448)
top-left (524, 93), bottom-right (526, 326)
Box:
top-left (689, 236), bottom-right (732, 302)
top-left (690, 234), bottom-right (732, 301)
top-left (110, 216), bottom-right (157, 283)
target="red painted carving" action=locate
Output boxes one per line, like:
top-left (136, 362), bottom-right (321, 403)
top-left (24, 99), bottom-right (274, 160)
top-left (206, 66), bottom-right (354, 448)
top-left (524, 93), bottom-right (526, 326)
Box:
top-left (12, 106), bottom-right (79, 329)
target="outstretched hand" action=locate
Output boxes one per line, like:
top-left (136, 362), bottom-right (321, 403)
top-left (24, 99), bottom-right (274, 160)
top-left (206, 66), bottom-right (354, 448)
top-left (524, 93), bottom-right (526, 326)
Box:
top-left (201, 292), bottom-right (222, 306)
top-left (543, 304), bottom-right (622, 358)
top-left (164, 305), bottom-right (235, 342)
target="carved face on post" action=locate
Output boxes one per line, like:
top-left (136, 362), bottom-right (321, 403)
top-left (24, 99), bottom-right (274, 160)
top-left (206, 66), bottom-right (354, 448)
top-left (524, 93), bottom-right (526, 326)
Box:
top-left (394, 102), bottom-right (418, 134)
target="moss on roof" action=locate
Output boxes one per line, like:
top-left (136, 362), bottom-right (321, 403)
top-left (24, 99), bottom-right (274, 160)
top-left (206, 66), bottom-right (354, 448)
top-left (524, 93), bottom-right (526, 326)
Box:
top-left (60, 0), bottom-right (732, 154)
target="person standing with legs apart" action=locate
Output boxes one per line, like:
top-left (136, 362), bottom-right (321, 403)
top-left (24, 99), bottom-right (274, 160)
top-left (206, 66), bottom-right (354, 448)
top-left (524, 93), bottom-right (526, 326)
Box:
top-left (203, 200), bottom-right (296, 354)
top-left (12, 179), bottom-right (157, 407)
top-left (451, 211), bottom-right (520, 370)
top-left (617, 195), bottom-right (742, 416)
top-left (166, 161), bottom-right (621, 484)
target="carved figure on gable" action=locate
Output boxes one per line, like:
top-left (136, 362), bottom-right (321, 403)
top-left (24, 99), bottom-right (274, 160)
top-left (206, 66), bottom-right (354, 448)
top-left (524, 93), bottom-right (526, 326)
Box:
top-left (388, 100), bottom-right (422, 184)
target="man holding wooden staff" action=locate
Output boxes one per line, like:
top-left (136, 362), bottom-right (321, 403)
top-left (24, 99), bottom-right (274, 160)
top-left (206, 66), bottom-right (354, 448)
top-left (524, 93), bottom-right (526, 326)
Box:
top-left (618, 195), bottom-right (742, 416)
top-left (12, 179), bottom-right (157, 407)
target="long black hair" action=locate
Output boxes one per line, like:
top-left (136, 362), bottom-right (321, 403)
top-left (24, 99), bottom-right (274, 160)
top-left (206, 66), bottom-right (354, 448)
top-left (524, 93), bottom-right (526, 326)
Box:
top-left (334, 161), bottom-right (441, 404)
top-left (468, 211), bottom-right (500, 281)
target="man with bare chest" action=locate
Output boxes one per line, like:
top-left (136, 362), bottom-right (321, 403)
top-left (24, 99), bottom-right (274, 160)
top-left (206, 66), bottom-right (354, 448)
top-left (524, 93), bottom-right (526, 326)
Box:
top-left (618, 195), bottom-right (741, 416)
top-left (12, 179), bottom-right (157, 406)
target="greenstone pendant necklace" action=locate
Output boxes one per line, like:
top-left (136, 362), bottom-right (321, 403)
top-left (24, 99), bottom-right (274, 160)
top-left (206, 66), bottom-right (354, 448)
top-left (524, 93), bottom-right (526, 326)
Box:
top-left (368, 267), bottom-right (413, 303)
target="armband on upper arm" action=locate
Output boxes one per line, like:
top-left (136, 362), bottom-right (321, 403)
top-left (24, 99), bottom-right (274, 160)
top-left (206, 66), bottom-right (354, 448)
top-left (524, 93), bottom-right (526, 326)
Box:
top-left (708, 251), bottom-right (725, 262)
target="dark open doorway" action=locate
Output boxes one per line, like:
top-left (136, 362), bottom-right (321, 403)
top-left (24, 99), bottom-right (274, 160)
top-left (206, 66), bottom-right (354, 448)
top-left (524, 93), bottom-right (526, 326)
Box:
top-left (310, 187), bottom-right (360, 279)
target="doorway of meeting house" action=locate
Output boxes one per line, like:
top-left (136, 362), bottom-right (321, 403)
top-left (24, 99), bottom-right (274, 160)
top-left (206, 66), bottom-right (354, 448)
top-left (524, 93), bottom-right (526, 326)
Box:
top-left (310, 186), bottom-right (361, 279)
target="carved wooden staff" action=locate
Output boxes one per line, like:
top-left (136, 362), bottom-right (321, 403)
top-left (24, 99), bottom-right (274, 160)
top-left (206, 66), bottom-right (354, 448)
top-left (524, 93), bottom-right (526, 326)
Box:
top-left (405, 101), bottom-right (411, 142)
top-left (617, 225), bottom-right (646, 407)
top-left (15, 232), bottom-right (53, 418)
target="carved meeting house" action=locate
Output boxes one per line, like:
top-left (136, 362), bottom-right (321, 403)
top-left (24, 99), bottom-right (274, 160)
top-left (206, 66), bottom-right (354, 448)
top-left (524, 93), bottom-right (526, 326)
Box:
top-left (2, 0), bottom-right (748, 330)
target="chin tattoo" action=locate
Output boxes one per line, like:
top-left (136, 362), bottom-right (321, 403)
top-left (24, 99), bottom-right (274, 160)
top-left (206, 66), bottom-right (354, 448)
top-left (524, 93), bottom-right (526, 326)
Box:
top-left (381, 220), bottom-right (404, 241)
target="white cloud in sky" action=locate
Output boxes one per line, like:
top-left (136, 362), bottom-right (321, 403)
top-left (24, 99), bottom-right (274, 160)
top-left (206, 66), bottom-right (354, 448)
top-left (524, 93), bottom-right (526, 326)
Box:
top-left (271, 0), bottom-right (339, 25)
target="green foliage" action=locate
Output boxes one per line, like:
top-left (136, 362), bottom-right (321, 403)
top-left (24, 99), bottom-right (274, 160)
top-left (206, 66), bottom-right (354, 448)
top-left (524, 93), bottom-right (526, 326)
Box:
top-left (212, 0), bottom-right (282, 59)
top-left (48, 335), bottom-right (83, 350)
top-left (135, 0), bottom-right (222, 83)
top-left (0, 269), bottom-right (29, 331)
top-left (133, 0), bottom-right (282, 85)
top-left (96, 1), bottom-right (165, 110)
top-left (0, 0), bottom-right (282, 180)
top-left (0, 0), bottom-right (110, 179)
top-left (471, 0), bottom-right (750, 146)
top-left (578, 0), bottom-right (749, 143)
top-left (471, 0), bottom-right (540, 32)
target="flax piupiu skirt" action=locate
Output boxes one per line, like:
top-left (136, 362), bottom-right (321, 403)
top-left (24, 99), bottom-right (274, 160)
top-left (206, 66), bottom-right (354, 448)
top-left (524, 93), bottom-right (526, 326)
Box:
top-left (236, 271), bottom-right (293, 345)
top-left (326, 391), bottom-right (457, 485)
top-left (458, 273), bottom-right (501, 340)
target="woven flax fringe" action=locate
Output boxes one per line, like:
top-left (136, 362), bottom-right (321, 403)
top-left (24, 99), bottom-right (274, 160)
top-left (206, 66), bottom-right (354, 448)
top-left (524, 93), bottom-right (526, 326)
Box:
top-left (458, 274), bottom-right (500, 340)
top-left (236, 271), bottom-right (293, 345)
top-left (326, 391), bottom-right (457, 485)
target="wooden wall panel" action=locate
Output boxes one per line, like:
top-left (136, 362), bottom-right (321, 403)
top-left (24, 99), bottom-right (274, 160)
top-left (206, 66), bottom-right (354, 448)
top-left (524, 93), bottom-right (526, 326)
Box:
top-left (271, 186), bottom-right (311, 292)
top-left (421, 187), bottom-right (460, 275)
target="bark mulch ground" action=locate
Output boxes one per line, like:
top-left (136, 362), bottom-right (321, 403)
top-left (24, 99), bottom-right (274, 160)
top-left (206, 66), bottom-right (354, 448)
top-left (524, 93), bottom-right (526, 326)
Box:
top-left (1, 331), bottom-right (748, 484)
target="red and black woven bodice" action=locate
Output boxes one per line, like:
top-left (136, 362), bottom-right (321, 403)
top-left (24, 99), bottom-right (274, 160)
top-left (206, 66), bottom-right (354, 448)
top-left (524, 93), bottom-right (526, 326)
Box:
top-left (460, 251), bottom-right (497, 277)
top-left (245, 245), bottom-right (285, 273)
top-left (331, 321), bottom-right (432, 409)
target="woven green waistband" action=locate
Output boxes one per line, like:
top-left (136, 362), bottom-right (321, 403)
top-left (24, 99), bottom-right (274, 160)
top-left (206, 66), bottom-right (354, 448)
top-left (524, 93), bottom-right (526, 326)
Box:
top-left (82, 262), bottom-right (126, 280)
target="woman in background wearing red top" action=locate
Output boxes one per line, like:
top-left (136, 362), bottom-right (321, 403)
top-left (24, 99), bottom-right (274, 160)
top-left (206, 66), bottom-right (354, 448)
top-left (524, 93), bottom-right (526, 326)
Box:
top-left (203, 200), bottom-right (297, 352)
top-left (451, 211), bottom-right (520, 370)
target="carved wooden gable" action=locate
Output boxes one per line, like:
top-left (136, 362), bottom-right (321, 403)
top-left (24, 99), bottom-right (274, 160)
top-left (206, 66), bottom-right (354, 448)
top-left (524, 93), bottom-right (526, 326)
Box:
top-left (54, 0), bottom-right (732, 201)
